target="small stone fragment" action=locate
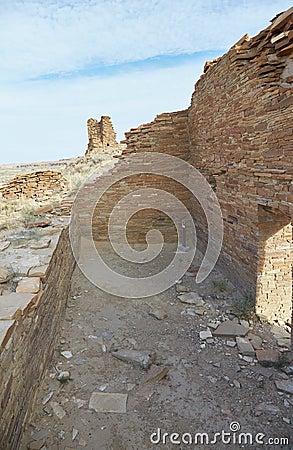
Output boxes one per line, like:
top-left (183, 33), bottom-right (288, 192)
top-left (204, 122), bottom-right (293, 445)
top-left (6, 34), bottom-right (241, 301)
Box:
top-left (30, 239), bottom-right (51, 250)
top-left (148, 307), bottom-right (167, 320)
top-left (34, 204), bottom-right (53, 215)
top-left (275, 380), bottom-right (293, 395)
top-left (199, 329), bottom-right (213, 340)
top-left (111, 349), bottom-right (157, 369)
top-left (256, 403), bottom-right (280, 414)
top-left (72, 428), bottom-right (79, 441)
top-left (178, 292), bottom-right (205, 306)
top-left (233, 379), bottom-right (241, 388)
top-left (0, 241), bottom-right (10, 252)
top-left (236, 337), bottom-right (255, 357)
top-left (60, 350), bottom-right (72, 359)
top-left (247, 333), bottom-right (262, 350)
top-left (226, 340), bottom-right (236, 347)
top-left (42, 392), bottom-right (53, 405)
top-left (277, 338), bottom-right (290, 348)
top-left (89, 392), bottom-right (128, 413)
top-left (256, 349), bottom-right (280, 367)
top-left (51, 402), bottom-right (66, 419)
top-left (283, 417), bottom-right (291, 424)
top-left (144, 366), bottom-right (169, 384)
top-left (28, 265), bottom-right (48, 277)
top-left (0, 267), bottom-right (11, 284)
top-left (57, 371), bottom-right (70, 382)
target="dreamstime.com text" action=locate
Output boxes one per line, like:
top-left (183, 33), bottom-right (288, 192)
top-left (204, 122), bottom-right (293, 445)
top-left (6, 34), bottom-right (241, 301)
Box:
top-left (150, 423), bottom-right (290, 446)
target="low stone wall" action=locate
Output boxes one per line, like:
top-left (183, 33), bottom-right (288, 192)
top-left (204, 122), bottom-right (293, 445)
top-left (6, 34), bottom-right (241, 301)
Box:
top-left (1, 170), bottom-right (67, 200)
top-left (0, 227), bottom-right (75, 449)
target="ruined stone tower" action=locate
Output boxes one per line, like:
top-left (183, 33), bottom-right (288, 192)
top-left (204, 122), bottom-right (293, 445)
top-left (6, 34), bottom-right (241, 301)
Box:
top-left (85, 116), bottom-right (118, 155)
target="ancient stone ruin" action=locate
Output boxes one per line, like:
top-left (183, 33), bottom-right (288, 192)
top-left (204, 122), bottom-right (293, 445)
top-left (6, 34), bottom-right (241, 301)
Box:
top-left (0, 170), bottom-right (67, 200)
top-left (0, 8), bottom-right (292, 449)
top-left (85, 115), bottom-right (118, 156)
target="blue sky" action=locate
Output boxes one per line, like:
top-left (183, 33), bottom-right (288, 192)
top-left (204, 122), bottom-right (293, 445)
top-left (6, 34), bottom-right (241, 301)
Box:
top-left (0, 0), bottom-right (291, 163)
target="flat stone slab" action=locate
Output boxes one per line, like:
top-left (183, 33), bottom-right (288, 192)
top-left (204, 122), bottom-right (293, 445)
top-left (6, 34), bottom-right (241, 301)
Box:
top-left (89, 392), bottom-right (127, 413)
top-left (256, 349), bottom-right (280, 367)
top-left (213, 320), bottom-right (249, 337)
top-left (0, 241), bottom-right (10, 252)
top-left (28, 265), bottom-right (49, 277)
top-left (16, 277), bottom-right (41, 294)
top-left (177, 292), bottom-right (205, 306)
top-left (30, 239), bottom-right (51, 250)
top-left (0, 320), bottom-right (15, 349)
top-left (236, 337), bottom-right (255, 357)
top-left (275, 380), bottom-right (293, 395)
top-left (0, 293), bottom-right (35, 319)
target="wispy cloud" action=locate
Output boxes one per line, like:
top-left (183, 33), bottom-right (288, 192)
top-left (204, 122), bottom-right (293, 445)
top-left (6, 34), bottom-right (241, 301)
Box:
top-left (1, 0), bottom-right (292, 81)
top-left (0, 0), bottom-right (291, 163)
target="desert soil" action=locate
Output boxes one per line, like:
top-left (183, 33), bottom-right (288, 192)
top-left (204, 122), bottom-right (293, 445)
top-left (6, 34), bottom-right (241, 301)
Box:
top-left (20, 245), bottom-right (292, 450)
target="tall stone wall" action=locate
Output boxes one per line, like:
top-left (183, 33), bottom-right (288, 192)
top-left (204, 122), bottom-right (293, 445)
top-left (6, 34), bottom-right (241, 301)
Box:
top-left (85, 115), bottom-right (118, 155)
top-left (120, 8), bottom-right (293, 325)
top-left (0, 228), bottom-right (76, 449)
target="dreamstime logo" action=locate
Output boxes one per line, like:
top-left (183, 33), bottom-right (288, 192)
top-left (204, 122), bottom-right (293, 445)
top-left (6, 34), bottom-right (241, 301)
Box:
top-left (69, 152), bottom-right (223, 298)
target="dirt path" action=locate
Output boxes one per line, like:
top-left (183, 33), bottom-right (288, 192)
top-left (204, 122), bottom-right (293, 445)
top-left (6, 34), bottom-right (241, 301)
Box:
top-left (20, 249), bottom-right (292, 450)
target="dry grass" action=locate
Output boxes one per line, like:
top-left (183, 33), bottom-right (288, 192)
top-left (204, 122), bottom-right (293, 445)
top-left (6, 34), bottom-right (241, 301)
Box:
top-left (0, 147), bottom-right (122, 231)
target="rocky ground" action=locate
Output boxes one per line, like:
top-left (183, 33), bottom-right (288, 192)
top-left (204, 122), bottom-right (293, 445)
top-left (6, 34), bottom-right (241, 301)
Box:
top-left (19, 246), bottom-right (292, 450)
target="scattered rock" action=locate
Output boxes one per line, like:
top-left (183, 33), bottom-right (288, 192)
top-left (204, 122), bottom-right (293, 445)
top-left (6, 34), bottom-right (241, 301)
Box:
top-left (256, 349), bottom-right (280, 367)
top-left (207, 376), bottom-right (217, 384)
top-left (34, 204), bottom-right (53, 215)
top-left (177, 292), bottom-right (205, 306)
top-left (236, 337), bottom-right (255, 357)
top-left (226, 340), bottom-right (236, 348)
top-left (242, 356), bottom-right (254, 363)
top-left (74, 358), bottom-right (86, 365)
top-left (30, 239), bottom-right (51, 250)
top-left (72, 428), bottom-right (79, 441)
top-left (143, 366), bottom-right (169, 384)
top-left (233, 379), bottom-right (241, 388)
top-left (256, 402), bottom-right (280, 414)
top-left (60, 351), bottom-right (72, 359)
top-left (51, 402), bottom-right (66, 419)
top-left (213, 320), bottom-right (249, 337)
top-left (31, 429), bottom-right (49, 441)
top-left (176, 285), bottom-right (189, 293)
top-left (28, 265), bottom-right (49, 277)
top-left (277, 338), bottom-right (291, 348)
top-left (207, 321), bottom-right (219, 330)
top-left (26, 220), bottom-right (51, 228)
top-left (57, 371), bottom-right (71, 382)
top-left (275, 380), bottom-right (293, 395)
top-left (148, 307), bottom-right (167, 320)
top-left (282, 366), bottom-right (293, 376)
top-left (42, 392), bottom-right (53, 405)
top-left (271, 325), bottom-right (290, 340)
top-left (283, 417), bottom-right (291, 424)
top-left (89, 392), bottom-right (128, 413)
top-left (16, 277), bottom-right (40, 293)
top-left (111, 349), bottom-right (157, 369)
top-left (98, 384), bottom-right (108, 392)
top-left (199, 329), bottom-right (213, 340)
top-left (247, 333), bottom-right (262, 350)
top-left (250, 365), bottom-right (274, 379)
top-left (0, 267), bottom-right (11, 283)
top-left (0, 241), bottom-right (10, 252)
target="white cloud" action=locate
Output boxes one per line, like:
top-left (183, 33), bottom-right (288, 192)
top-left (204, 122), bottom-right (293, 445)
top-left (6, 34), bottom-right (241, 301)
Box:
top-left (0, 57), bottom-right (207, 163)
top-left (0, 0), bottom-right (292, 80)
top-left (0, 0), bottom-right (291, 163)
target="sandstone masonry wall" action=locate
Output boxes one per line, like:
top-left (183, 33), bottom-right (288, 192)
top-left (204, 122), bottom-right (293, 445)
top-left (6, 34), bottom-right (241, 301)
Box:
top-left (0, 227), bottom-right (76, 449)
top-left (1, 171), bottom-right (67, 200)
top-left (120, 8), bottom-right (293, 325)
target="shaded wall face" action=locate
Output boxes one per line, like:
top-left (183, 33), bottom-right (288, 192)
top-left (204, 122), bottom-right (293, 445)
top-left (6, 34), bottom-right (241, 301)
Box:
top-left (256, 206), bottom-right (292, 324)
